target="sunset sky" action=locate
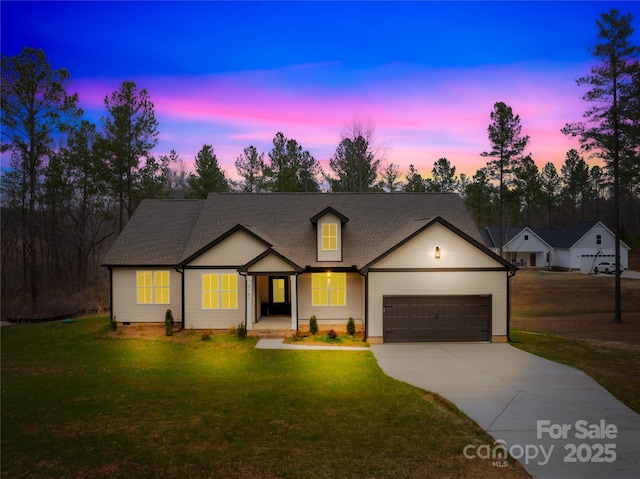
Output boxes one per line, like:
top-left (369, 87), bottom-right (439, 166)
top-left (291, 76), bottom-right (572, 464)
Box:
top-left (2, 1), bottom-right (639, 181)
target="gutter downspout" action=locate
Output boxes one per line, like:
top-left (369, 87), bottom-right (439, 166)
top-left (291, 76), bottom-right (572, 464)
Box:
top-left (175, 267), bottom-right (185, 330)
top-left (507, 269), bottom-right (517, 342)
top-left (359, 270), bottom-right (368, 342)
top-left (238, 271), bottom-right (249, 330)
top-left (108, 266), bottom-right (113, 322)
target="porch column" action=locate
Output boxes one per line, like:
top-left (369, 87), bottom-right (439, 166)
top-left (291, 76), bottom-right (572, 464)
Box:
top-left (245, 275), bottom-right (253, 331)
top-left (290, 274), bottom-right (297, 330)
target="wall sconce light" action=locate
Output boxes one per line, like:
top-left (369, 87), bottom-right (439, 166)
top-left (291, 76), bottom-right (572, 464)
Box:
top-left (435, 247), bottom-right (441, 259)
top-left (326, 270), bottom-right (331, 278)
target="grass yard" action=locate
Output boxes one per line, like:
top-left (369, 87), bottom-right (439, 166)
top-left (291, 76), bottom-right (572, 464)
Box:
top-left (510, 269), bottom-right (640, 413)
top-left (1, 316), bottom-right (529, 479)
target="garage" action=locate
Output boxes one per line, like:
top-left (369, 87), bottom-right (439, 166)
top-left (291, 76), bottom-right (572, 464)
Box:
top-left (383, 295), bottom-right (491, 342)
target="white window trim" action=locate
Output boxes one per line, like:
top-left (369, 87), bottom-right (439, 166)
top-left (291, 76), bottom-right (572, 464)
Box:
top-left (136, 270), bottom-right (170, 305)
top-left (202, 273), bottom-right (239, 310)
top-left (311, 272), bottom-right (347, 307)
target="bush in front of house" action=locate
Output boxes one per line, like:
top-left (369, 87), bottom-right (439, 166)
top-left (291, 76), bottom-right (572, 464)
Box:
top-left (237, 323), bottom-right (247, 340)
top-left (309, 315), bottom-right (318, 335)
top-left (165, 309), bottom-right (174, 336)
top-left (347, 317), bottom-right (356, 336)
top-left (110, 315), bottom-right (117, 331)
top-left (201, 331), bottom-right (211, 341)
top-left (327, 329), bottom-right (338, 341)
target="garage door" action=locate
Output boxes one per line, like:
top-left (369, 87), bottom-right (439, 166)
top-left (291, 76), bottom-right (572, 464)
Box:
top-left (383, 295), bottom-right (491, 342)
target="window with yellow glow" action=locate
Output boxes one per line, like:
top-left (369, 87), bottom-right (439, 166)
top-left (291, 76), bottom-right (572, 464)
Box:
top-left (202, 273), bottom-right (238, 309)
top-left (273, 279), bottom-right (285, 303)
top-left (136, 270), bottom-right (170, 304)
top-left (321, 223), bottom-right (337, 250)
top-left (311, 272), bottom-right (346, 306)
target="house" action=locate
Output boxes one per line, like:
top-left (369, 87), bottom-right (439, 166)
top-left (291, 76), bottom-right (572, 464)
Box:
top-left (481, 221), bottom-right (630, 272)
top-left (103, 193), bottom-right (517, 343)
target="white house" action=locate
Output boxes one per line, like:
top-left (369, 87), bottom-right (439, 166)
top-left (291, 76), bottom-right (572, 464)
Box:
top-left (481, 222), bottom-right (630, 273)
top-left (103, 193), bottom-right (517, 343)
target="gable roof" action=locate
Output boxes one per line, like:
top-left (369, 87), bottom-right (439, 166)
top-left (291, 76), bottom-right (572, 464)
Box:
top-left (363, 216), bottom-right (516, 272)
top-left (534, 222), bottom-right (599, 249)
top-left (104, 193), bottom-right (488, 269)
top-left (482, 221), bottom-right (629, 251)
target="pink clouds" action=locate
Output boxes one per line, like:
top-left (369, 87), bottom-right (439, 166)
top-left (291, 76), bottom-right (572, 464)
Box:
top-left (68, 60), bottom-right (590, 182)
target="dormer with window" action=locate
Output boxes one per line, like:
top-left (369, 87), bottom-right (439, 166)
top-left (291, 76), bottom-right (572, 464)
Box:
top-left (310, 207), bottom-right (349, 262)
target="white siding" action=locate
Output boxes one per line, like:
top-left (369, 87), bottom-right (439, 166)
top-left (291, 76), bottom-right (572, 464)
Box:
top-left (297, 272), bottom-right (364, 322)
top-left (184, 269), bottom-right (245, 329)
top-left (367, 271), bottom-right (508, 339)
top-left (111, 267), bottom-right (182, 323)
top-left (187, 230), bottom-right (268, 267)
top-left (503, 230), bottom-right (551, 268)
top-left (373, 222), bottom-right (501, 269)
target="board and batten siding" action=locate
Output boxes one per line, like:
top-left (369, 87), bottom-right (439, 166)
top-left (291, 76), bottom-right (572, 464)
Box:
top-left (297, 272), bottom-right (364, 322)
top-left (367, 270), bottom-right (508, 339)
top-left (373, 222), bottom-right (499, 269)
top-left (183, 269), bottom-right (245, 329)
top-left (111, 267), bottom-right (182, 323)
top-left (186, 229), bottom-right (268, 267)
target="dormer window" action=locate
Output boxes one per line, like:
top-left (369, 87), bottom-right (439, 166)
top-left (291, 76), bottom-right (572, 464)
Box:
top-left (322, 223), bottom-right (337, 251)
top-left (310, 207), bottom-right (349, 262)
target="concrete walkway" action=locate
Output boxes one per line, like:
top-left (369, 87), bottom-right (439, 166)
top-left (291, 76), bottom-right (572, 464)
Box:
top-left (371, 343), bottom-right (640, 479)
top-left (255, 338), bottom-right (370, 351)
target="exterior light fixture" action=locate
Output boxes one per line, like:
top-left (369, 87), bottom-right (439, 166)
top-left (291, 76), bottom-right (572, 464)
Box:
top-left (435, 247), bottom-right (441, 259)
top-left (327, 271), bottom-right (331, 278)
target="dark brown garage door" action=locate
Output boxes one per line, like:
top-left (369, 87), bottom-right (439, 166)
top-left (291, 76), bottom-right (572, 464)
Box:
top-left (383, 295), bottom-right (491, 342)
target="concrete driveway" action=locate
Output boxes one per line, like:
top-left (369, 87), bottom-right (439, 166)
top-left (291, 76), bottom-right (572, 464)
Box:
top-left (371, 343), bottom-right (640, 479)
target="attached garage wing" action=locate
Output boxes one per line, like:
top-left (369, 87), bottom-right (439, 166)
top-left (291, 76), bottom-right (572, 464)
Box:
top-left (383, 295), bottom-right (491, 342)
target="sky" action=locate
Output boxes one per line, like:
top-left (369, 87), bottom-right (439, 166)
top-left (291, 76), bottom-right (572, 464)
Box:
top-left (2, 1), bottom-right (639, 182)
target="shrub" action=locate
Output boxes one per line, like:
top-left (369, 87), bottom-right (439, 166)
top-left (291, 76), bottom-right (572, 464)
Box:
top-left (291, 330), bottom-right (303, 341)
top-left (201, 331), bottom-right (211, 341)
top-left (228, 325), bottom-right (237, 335)
top-left (237, 323), bottom-right (247, 340)
top-left (327, 329), bottom-right (338, 340)
top-left (309, 315), bottom-right (318, 335)
top-left (165, 309), bottom-right (174, 336)
top-left (347, 317), bottom-right (356, 336)
top-left (109, 315), bottom-right (118, 332)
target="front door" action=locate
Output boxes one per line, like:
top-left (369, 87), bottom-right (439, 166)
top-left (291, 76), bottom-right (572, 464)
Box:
top-left (269, 276), bottom-right (290, 315)
top-left (529, 253), bottom-right (536, 267)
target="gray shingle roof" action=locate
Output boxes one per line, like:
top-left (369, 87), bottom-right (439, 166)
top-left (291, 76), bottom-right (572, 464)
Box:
top-left (103, 193), bottom-right (483, 269)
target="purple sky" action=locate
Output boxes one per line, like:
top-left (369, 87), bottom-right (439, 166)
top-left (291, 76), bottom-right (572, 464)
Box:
top-left (2, 1), bottom-right (639, 181)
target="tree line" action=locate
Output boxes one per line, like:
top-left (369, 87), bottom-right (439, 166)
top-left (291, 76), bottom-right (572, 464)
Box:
top-left (1, 9), bottom-right (638, 320)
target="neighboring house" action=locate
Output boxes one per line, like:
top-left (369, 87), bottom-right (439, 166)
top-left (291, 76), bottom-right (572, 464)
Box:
top-left (481, 222), bottom-right (630, 272)
top-left (103, 193), bottom-right (517, 343)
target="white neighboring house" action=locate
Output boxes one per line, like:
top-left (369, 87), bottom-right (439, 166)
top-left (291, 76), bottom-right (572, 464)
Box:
top-left (481, 222), bottom-right (630, 273)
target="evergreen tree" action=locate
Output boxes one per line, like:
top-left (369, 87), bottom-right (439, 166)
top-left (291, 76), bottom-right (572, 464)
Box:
top-left (540, 162), bottom-right (561, 228)
top-left (235, 145), bottom-right (265, 192)
top-left (481, 102), bottom-right (530, 253)
top-left (100, 80), bottom-right (159, 232)
top-left (1, 47), bottom-right (81, 313)
top-left (403, 164), bottom-right (427, 192)
top-left (427, 157), bottom-right (459, 192)
top-left (187, 144), bottom-right (229, 198)
top-left (562, 9), bottom-right (639, 322)
top-left (327, 121), bottom-right (382, 192)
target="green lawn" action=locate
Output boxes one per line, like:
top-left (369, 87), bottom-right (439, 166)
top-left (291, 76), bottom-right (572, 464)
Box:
top-left (1, 317), bottom-right (527, 479)
top-left (510, 329), bottom-right (640, 414)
